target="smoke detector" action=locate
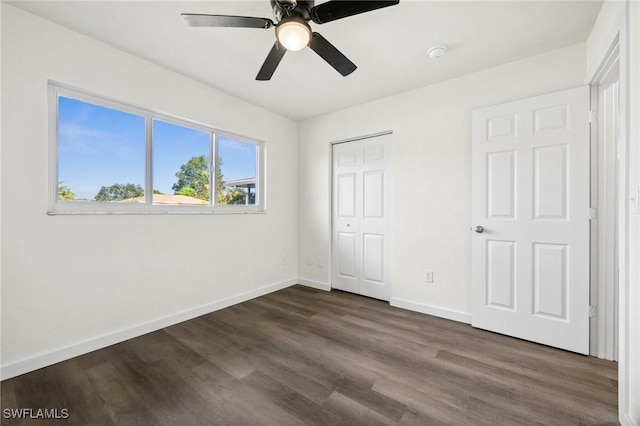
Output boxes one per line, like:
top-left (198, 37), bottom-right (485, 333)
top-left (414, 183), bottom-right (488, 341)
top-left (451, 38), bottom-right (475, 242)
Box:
top-left (428, 46), bottom-right (447, 59)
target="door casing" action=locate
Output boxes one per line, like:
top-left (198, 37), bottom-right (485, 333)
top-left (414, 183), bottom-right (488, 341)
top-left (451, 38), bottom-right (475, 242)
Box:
top-left (589, 41), bottom-right (621, 360)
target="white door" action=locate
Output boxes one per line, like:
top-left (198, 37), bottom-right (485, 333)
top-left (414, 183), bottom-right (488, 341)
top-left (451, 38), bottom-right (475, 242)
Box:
top-left (471, 86), bottom-right (590, 354)
top-left (332, 134), bottom-right (391, 301)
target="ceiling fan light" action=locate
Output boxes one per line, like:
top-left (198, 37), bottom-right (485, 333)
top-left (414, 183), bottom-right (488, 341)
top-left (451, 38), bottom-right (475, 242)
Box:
top-left (276, 19), bottom-right (311, 51)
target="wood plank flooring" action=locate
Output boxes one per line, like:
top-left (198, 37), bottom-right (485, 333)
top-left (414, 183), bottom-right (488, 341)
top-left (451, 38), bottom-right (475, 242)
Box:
top-left (1, 285), bottom-right (618, 425)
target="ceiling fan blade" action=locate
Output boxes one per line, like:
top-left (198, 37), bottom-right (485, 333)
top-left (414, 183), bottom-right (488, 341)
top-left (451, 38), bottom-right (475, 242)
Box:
top-left (181, 14), bottom-right (274, 29)
top-left (309, 32), bottom-right (356, 77)
top-left (310, 1), bottom-right (399, 24)
top-left (256, 42), bottom-right (287, 81)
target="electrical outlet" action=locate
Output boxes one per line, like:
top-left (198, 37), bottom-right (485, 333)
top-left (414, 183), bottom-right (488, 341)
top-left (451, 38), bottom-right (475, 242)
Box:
top-left (424, 270), bottom-right (434, 283)
top-left (281, 256), bottom-right (287, 266)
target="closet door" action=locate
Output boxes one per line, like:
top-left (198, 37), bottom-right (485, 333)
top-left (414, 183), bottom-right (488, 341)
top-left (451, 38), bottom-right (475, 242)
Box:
top-left (332, 134), bottom-right (391, 301)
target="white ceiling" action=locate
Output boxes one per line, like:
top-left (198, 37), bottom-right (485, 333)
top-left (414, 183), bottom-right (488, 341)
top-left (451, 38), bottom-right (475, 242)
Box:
top-left (9, 0), bottom-right (602, 121)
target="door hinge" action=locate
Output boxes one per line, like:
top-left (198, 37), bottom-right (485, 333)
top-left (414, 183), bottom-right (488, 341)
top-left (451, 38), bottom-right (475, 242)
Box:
top-left (588, 110), bottom-right (597, 123)
top-left (589, 207), bottom-right (598, 220)
top-left (589, 305), bottom-right (597, 318)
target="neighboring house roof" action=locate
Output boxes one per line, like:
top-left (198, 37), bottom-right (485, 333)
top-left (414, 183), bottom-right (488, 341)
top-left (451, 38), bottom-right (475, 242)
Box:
top-left (225, 178), bottom-right (255, 189)
top-left (123, 194), bottom-right (208, 205)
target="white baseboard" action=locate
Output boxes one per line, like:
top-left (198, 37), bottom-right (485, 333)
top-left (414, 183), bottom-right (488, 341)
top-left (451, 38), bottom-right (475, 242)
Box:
top-left (297, 278), bottom-right (331, 291)
top-left (390, 297), bottom-right (472, 324)
top-left (621, 412), bottom-right (637, 426)
top-left (1, 278), bottom-right (297, 381)
top-left (620, 413), bottom-right (640, 426)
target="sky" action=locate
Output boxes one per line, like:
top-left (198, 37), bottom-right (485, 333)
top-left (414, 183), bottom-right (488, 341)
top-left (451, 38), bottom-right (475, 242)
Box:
top-left (58, 96), bottom-right (257, 200)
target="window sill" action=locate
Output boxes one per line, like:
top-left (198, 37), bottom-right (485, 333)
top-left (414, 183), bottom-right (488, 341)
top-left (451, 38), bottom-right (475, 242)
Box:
top-left (47, 207), bottom-right (266, 216)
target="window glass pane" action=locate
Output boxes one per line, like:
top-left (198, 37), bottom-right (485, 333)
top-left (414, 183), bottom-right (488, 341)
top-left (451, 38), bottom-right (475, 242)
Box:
top-left (153, 120), bottom-right (210, 206)
top-left (57, 96), bottom-right (145, 202)
top-left (217, 137), bottom-right (257, 206)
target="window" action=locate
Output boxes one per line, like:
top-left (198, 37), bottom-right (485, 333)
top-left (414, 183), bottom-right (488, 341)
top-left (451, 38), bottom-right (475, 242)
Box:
top-left (49, 85), bottom-right (264, 214)
top-left (152, 120), bottom-right (210, 206)
top-left (217, 137), bottom-right (258, 206)
top-left (57, 97), bottom-right (146, 203)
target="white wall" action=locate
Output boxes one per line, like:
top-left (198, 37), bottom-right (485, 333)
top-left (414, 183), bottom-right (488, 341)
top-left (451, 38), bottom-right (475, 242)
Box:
top-left (628, 2), bottom-right (640, 418)
top-left (1, 4), bottom-right (298, 378)
top-left (625, 5), bottom-right (640, 424)
top-left (630, 6), bottom-right (640, 423)
top-left (298, 44), bottom-right (586, 319)
top-left (587, 1), bottom-right (640, 423)
top-left (631, 2), bottom-right (640, 416)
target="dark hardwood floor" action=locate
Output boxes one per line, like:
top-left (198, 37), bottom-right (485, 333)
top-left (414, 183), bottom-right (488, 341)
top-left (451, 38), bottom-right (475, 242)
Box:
top-left (1, 285), bottom-right (618, 425)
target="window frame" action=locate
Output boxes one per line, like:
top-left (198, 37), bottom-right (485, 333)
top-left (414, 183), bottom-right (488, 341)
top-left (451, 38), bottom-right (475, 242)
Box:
top-left (48, 83), bottom-right (265, 215)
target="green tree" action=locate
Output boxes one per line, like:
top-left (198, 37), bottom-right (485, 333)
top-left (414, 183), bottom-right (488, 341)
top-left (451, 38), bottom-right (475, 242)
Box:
top-left (94, 183), bottom-right (144, 201)
top-left (216, 156), bottom-right (226, 204)
top-left (223, 188), bottom-right (247, 205)
top-left (176, 187), bottom-right (197, 198)
top-left (172, 155), bottom-right (210, 201)
top-left (57, 182), bottom-right (76, 201)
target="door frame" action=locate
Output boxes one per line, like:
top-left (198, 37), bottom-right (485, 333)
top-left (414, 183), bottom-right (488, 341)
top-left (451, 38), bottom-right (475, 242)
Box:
top-left (329, 131), bottom-right (393, 299)
top-left (585, 6), bottom-right (632, 423)
top-left (589, 38), bottom-right (621, 361)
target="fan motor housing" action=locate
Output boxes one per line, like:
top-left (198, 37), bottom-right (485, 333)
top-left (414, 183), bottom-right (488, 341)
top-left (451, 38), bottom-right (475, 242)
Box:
top-left (272, 0), bottom-right (313, 22)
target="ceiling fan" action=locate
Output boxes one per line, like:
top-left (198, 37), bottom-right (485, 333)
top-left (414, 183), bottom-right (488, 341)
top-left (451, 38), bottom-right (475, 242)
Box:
top-left (182, 0), bottom-right (399, 81)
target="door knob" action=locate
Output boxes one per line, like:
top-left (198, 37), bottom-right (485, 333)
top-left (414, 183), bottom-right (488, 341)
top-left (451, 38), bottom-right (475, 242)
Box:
top-left (346, 223), bottom-right (350, 227)
top-left (475, 226), bottom-right (484, 233)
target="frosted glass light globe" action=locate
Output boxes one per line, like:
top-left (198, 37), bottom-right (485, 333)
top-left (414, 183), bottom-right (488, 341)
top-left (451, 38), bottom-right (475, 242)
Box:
top-left (276, 20), bottom-right (311, 51)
